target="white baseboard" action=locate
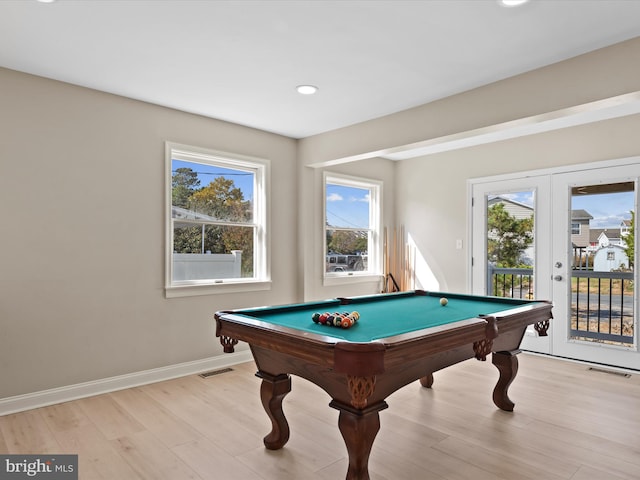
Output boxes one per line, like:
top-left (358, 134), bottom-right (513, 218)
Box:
top-left (0, 350), bottom-right (253, 416)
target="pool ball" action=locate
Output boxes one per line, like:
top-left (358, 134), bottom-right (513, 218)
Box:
top-left (341, 318), bottom-right (353, 328)
top-left (312, 313), bottom-right (320, 323)
top-left (440, 297), bottom-right (448, 306)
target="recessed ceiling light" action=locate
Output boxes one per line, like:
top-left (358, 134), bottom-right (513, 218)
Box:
top-left (499, 0), bottom-right (529, 6)
top-left (37, 0), bottom-right (57, 3)
top-left (296, 85), bottom-right (319, 95)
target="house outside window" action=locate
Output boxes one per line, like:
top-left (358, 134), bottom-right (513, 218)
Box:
top-left (324, 173), bottom-right (382, 280)
top-left (571, 223), bottom-right (580, 234)
top-left (166, 143), bottom-right (269, 296)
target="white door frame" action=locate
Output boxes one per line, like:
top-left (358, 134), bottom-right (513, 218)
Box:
top-left (469, 155), bottom-right (640, 369)
top-left (551, 165), bottom-right (640, 370)
top-left (470, 175), bottom-right (552, 353)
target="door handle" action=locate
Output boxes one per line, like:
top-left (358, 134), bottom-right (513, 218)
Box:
top-left (553, 275), bottom-right (563, 281)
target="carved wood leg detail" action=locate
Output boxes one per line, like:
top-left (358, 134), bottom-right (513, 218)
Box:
top-left (534, 319), bottom-right (550, 336)
top-left (419, 372), bottom-right (434, 388)
top-left (473, 338), bottom-right (493, 361)
top-left (492, 350), bottom-right (520, 412)
top-left (256, 371), bottom-right (291, 449)
top-left (331, 402), bottom-right (386, 480)
top-left (219, 335), bottom-right (238, 353)
top-left (474, 316), bottom-right (498, 361)
top-left (347, 375), bottom-right (376, 409)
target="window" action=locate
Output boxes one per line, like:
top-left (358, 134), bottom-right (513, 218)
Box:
top-left (166, 143), bottom-right (269, 296)
top-left (324, 173), bottom-right (382, 280)
top-left (571, 223), bottom-right (580, 234)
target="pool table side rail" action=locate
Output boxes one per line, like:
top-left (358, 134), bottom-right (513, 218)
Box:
top-left (224, 298), bottom-right (344, 317)
top-left (215, 311), bottom-right (344, 368)
top-left (339, 289), bottom-right (543, 307)
top-left (216, 311), bottom-right (349, 345)
top-left (221, 291), bottom-right (543, 319)
top-left (215, 311), bottom-right (494, 377)
top-left (215, 310), bottom-right (489, 350)
top-left (215, 300), bottom-right (552, 376)
top-left (215, 299), bottom-right (550, 349)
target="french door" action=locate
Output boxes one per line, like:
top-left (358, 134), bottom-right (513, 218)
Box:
top-left (551, 164), bottom-right (639, 370)
top-left (472, 160), bottom-right (640, 370)
top-left (471, 175), bottom-right (552, 354)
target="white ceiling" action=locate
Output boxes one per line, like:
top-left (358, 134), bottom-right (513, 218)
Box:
top-left (2, 0), bottom-right (640, 139)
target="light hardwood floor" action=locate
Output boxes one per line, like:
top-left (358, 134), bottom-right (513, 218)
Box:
top-left (1, 353), bottom-right (639, 480)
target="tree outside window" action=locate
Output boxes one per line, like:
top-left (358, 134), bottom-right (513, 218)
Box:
top-left (623, 210), bottom-right (635, 268)
top-left (324, 174), bottom-right (381, 277)
top-left (487, 203), bottom-right (534, 268)
top-left (167, 144), bottom-right (268, 290)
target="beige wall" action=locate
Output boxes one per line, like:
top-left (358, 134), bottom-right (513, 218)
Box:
top-left (297, 157), bottom-right (395, 301)
top-left (299, 37), bottom-right (640, 167)
top-left (298, 36), bottom-right (640, 297)
top-left (396, 114), bottom-right (640, 294)
top-left (0, 68), bottom-right (298, 399)
top-left (3, 36), bottom-right (640, 403)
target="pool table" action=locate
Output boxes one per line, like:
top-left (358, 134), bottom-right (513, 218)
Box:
top-left (215, 290), bottom-right (552, 480)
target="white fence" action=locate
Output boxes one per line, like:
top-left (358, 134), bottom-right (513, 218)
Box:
top-left (172, 251), bottom-right (242, 281)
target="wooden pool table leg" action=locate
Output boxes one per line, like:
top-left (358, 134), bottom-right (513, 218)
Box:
top-left (331, 401), bottom-right (387, 480)
top-left (491, 349), bottom-right (520, 412)
top-left (256, 371), bottom-right (291, 449)
top-left (419, 372), bottom-right (434, 388)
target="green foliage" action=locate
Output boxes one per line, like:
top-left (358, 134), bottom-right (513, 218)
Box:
top-left (189, 177), bottom-right (250, 222)
top-left (327, 230), bottom-right (368, 255)
top-left (172, 167), bottom-right (200, 208)
top-left (623, 210), bottom-right (634, 268)
top-left (173, 225), bottom-right (203, 253)
top-left (487, 203), bottom-right (534, 268)
top-left (172, 169), bottom-right (254, 276)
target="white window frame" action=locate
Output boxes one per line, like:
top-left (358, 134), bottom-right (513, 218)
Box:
top-left (165, 142), bottom-right (270, 298)
top-left (323, 172), bottom-right (383, 285)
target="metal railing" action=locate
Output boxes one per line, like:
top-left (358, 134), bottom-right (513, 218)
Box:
top-left (487, 265), bottom-right (534, 299)
top-left (571, 270), bottom-right (634, 346)
top-left (487, 265), bottom-right (634, 346)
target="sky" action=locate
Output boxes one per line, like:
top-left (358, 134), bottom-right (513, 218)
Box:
top-left (328, 184), bottom-right (635, 230)
top-left (502, 189), bottom-right (634, 228)
top-left (173, 160), bottom-right (373, 228)
top-left (326, 184), bottom-right (370, 229)
top-left (173, 162), bottom-right (633, 231)
top-left (572, 192), bottom-right (634, 228)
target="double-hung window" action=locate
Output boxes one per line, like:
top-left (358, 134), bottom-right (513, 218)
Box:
top-left (324, 172), bottom-right (382, 281)
top-left (166, 143), bottom-right (269, 296)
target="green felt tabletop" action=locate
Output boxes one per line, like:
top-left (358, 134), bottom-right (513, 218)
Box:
top-left (234, 291), bottom-right (540, 343)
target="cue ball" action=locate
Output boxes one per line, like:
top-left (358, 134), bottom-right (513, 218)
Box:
top-left (440, 297), bottom-right (448, 306)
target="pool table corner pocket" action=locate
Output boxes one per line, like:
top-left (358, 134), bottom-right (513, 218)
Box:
top-left (473, 315), bottom-right (498, 361)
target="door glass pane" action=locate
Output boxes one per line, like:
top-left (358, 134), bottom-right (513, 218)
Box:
top-left (486, 191), bottom-right (535, 298)
top-left (570, 182), bottom-right (635, 347)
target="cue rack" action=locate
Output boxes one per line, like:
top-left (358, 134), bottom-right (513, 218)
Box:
top-left (382, 225), bottom-right (416, 293)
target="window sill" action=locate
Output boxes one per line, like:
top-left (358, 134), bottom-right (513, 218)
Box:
top-left (165, 280), bottom-right (272, 298)
top-left (323, 273), bottom-right (383, 287)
